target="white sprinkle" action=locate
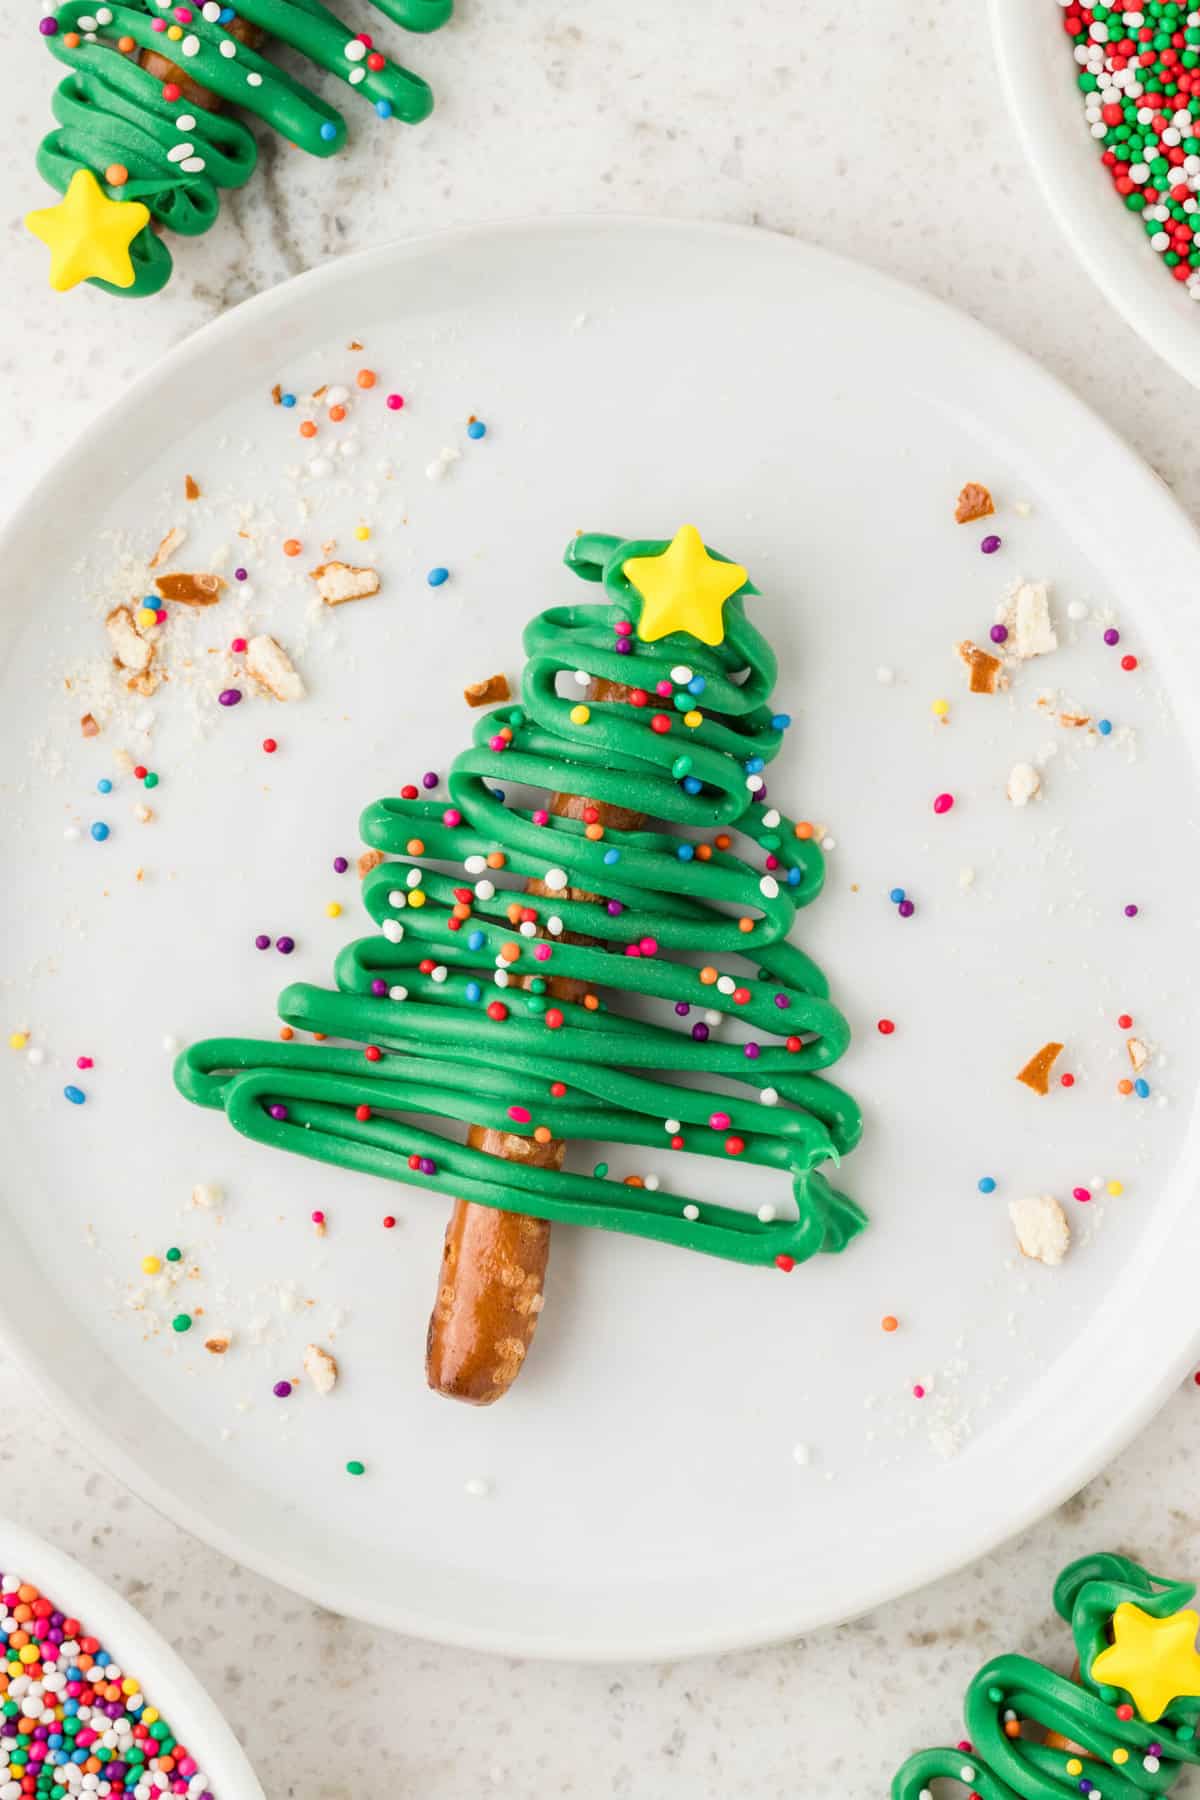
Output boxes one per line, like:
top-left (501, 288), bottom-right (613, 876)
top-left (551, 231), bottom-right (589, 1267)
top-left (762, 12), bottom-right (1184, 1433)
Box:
top-left (246, 70), bottom-right (263, 86)
top-left (547, 916), bottom-right (564, 936)
top-left (464, 1476), bottom-right (491, 1499)
top-left (464, 855), bottom-right (486, 875)
top-left (387, 889), bottom-right (407, 907)
top-left (1067, 599), bottom-right (1089, 621)
top-left (664, 1118), bottom-right (681, 1134)
top-left (475, 879), bottom-right (496, 900)
top-left (573, 670), bottom-right (590, 686)
top-left (716, 975), bottom-right (736, 996)
top-left (759, 1087), bottom-right (779, 1106)
top-left (26, 1048), bottom-right (45, 1068)
top-left (348, 65), bottom-right (366, 84)
top-left (745, 774), bottom-right (764, 792)
top-left (218, 34), bottom-right (237, 55)
top-left (791, 1443), bottom-right (811, 1466)
top-left (202, 0), bottom-right (221, 16)
top-left (325, 386), bottom-right (349, 407)
top-left (543, 867), bottom-right (568, 891)
top-left (345, 36), bottom-right (367, 60)
top-left (389, 985), bottom-right (408, 1002)
top-left (161, 1034), bottom-right (180, 1054)
top-left (382, 919), bottom-right (404, 943)
top-left (431, 965), bottom-right (448, 985)
top-left (519, 920), bottom-right (537, 937)
top-left (876, 666), bottom-right (895, 685)
top-left (670, 665), bottom-right (693, 684)
top-left (494, 970), bottom-right (510, 988)
top-left (757, 1203), bottom-right (777, 1223)
top-left (821, 836), bottom-right (836, 851)
top-left (176, 114), bottom-right (197, 131)
top-left (762, 809), bottom-right (781, 829)
top-left (644, 1175), bottom-right (660, 1192)
top-left (759, 875), bottom-right (779, 899)
top-left (405, 867), bottom-right (423, 889)
top-left (682, 1204), bottom-right (700, 1222)
top-left (704, 1009), bottom-right (722, 1028)
top-left (960, 1771), bottom-right (975, 1786)
top-left (180, 32), bottom-right (200, 56)
top-left (166, 144), bottom-right (195, 164)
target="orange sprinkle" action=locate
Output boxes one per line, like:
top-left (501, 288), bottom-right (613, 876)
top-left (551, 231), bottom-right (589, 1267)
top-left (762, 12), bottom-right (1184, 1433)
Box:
top-left (881, 1315), bottom-right (899, 1333)
top-left (328, 404), bottom-right (347, 422)
top-left (499, 942), bottom-right (520, 963)
top-left (282, 538), bottom-right (302, 557)
top-left (738, 917), bottom-right (754, 934)
top-left (451, 902), bottom-right (471, 921)
top-left (583, 993), bottom-right (600, 1010)
top-left (584, 823), bottom-right (604, 841)
top-left (499, 725), bottom-right (513, 743)
top-left (63, 31), bottom-right (80, 46)
top-left (486, 850), bottom-right (507, 869)
top-left (279, 1026), bottom-right (294, 1041)
top-left (695, 842), bottom-right (712, 861)
top-left (300, 420), bottom-right (318, 439)
top-left (405, 837), bottom-right (425, 855)
top-left (699, 966), bottom-right (719, 985)
top-left (104, 163), bottom-right (129, 187)
top-left (623, 1175), bottom-right (645, 1188)
top-left (1118, 1078), bottom-right (1134, 1095)
top-left (356, 369), bottom-right (377, 388)
top-left (505, 902), bottom-right (523, 924)
top-left (117, 33), bottom-right (136, 51)
top-left (533, 1125), bottom-right (552, 1144)
top-left (312, 1031), bottom-right (328, 1042)
top-left (715, 833), bottom-right (732, 851)
top-left (16, 1588), bottom-right (37, 1605)
top-left (795, 821), bottom-right (814, 840)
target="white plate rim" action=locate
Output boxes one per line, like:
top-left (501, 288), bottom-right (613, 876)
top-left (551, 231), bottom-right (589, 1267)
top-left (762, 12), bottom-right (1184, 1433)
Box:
top-left (990, 0), bottom-right (1200, 391)
top-left (4, 214), bottom-right (1200, 1660)
top-left (0, 1513), bottom-right (265, 1797)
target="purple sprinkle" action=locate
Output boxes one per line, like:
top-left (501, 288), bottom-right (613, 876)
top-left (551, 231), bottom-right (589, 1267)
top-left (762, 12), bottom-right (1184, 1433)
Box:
top-left (268, 1103), bottom-right (288, 1121)
top-left (333, 855), bottom-right (348, 873)
top-left (674, 1002), bottom-right (690, 1017)
top-left (419, 1156), bottom-right (436, 1175)
top-left (218, 687), bottom-right (242, 707)
top-left (39, 15), bottom-right (58, 34)
top-left (606, 899), bottom-right (624, 916)
top-left (421, 770), bottom-right (438, 789)
top-left (1104, 628), bottom-right (1120, 647)
top-left (276, 935), bottom-right (295, 954)
top-left (898, 899), bottom-right (915, 918)
top-left (614, 639), bottom-right (633, 655)
top-left (691, 1022), bottom-right (710, 1042)
top-left (273, 1380), bottom-right (292, 1399)
top-left (1150, 1745), bottom-right (1163, 1757)
top-left (254, 933), bottom-right (271, 951)
top-left (989, 624), bottom-right (1008, 645)
top-left (234, 566), bottom-right (248, 582)
top-left (980, 534), bottom-right (1001, 555)
top-left (744, 1042), bottom-right (760, 1059)
top-left (1124, 903), bottom-right (1139, 918)
top-left (773, 993), bottom-right (790, 1010)
top-left (370, 978), bottom-right (387, 996)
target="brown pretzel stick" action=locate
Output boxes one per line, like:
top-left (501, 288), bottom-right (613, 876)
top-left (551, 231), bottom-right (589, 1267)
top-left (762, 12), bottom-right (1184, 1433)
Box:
top-left (426, 680), bottom-right (645, 1404)
top-left (139, 17), bottom-right (265, 110)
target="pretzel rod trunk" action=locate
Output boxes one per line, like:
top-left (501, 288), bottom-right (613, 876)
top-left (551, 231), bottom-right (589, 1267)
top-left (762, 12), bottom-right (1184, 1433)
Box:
top-left (140, 18), bottom-right (266, 109)
top-left (426, 680), bottom-right (644, 1404)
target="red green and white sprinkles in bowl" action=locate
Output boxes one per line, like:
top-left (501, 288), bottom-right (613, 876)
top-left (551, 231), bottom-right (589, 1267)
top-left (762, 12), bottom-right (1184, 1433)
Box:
top-left (1062, 1), bottom-right (1200, 298)
top-left (1, 1573), bottom-right (216, 1799)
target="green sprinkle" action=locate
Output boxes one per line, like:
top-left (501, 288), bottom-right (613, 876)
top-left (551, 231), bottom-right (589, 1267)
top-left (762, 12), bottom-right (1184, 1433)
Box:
top-left (143, 771), bottom-right (159, 789)
top-left (165, 1246), bottom-right (182, 1263)
top-left (171, 1312), bottom-right (192, 1333)
top-left (593, 1161), bottom-right (609, 1178)
top-left (346, 1459), bottom-right (366, 1476)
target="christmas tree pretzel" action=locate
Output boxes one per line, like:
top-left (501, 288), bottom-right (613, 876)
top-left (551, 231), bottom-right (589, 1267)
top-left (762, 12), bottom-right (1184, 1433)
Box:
top-left (892, 1552), bottom-right (1200, 1799)
top-left (175, 525), bottom-right (865, 1401)
top-left (27, 0), bottom-right (450, 297)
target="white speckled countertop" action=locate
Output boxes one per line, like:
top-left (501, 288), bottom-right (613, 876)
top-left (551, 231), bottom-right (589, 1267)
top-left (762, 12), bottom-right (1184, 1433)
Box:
top-left (4, 5), bottom-right (1200, 1796)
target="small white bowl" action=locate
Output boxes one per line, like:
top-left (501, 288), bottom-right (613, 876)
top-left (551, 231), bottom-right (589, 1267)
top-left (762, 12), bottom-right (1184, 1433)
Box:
top-left (991, 0), bottom-right (1200, 388)
top-left (0, 1516), bottom-right (264, 1799)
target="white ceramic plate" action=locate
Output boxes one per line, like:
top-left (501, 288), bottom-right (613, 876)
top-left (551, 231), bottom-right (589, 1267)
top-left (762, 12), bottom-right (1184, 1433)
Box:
top-left (0, 1515), bottom-right (264, 1798)
top-left (991, 0), bottom-right (1200, 389)
top-left (2, 218), bottom-right (1200, 1660)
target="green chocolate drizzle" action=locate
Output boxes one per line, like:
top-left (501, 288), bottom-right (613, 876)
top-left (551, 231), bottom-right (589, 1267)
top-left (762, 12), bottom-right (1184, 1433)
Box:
top-left (37, 0), bottom-right (450, 295)
top-left (175, 528), bottom-right (865, 1270)
top-left (892, 1553), bottom-right (1200, 1799)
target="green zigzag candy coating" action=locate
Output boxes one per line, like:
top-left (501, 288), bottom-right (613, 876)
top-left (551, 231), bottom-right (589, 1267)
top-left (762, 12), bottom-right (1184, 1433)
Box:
top-left (175, 528), bottom-right (865, 1268)
top-left (37, 0), bottom-right (449, 296)
top-left (892, 1554), bottom-right (1200, 1799)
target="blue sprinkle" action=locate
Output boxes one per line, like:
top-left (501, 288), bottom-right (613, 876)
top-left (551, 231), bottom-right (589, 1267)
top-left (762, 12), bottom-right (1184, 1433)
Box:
top-left (744, 756), bottom-right (765, 774)
top-left (977, 1176), bottom-right (996, 1194)
top-left (426, 566), bottom-right (449, 587)
top-left (281, 392), bottom-right (296, 408)
top-left (771, 712), bottom-right (792, 730)
top-left (603, 848), bottom-right (620, 864)
top-left (90, 821), bottom-right (110, 842)
top-left (786, 866), bottom-right (800, 886)
top-left (687, 675), bottom-right (706, 695)
top-left (677, 843), bottom-right (695, 862)
top-left (465, 981), bottom-right (481, 1004)
top-left (467, 929), bottom-right (485, 951)
top-left (375, 99), bottom-right (393, 119)
top-left (889, 887), bottom-right (906, 904)
top-left (467, 420), bottom-right (487, 439)
top-left (491, 787), bottom-right (505, 802)
top-left (63, 1086), bottom-right (86, 1106)
top-left (219, 5), bottom-right (235, 18)
top-left (319, 121), bottom-right (337, 142)
top-left (1098, 718), bottom-right (1113, 736)
top-left (96, 778), bottom-right (112, 794)
top-left (1135, 1078), bottom-right (1150, 1098)
top-left (682, 776), bottom-right (702, 795)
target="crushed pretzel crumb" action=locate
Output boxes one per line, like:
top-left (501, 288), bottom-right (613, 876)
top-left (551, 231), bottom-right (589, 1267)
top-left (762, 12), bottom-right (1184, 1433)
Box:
top-left (1016, 1041), bottom-right (1064, 1095)
top-left (245, 634), bottom-right (305, 703)
top-left (271, 383), bottom-right (282, 405)
top-left (955, 482), bottom-right (995, 524)
top-left (148, 524), bottom-right (186, 571)
top-left (1127, 1036), bottom-right (1149, 1073)
top-left (1057, 711), bottom-right (1090, 729)
top-left (204, 1331), bottom-right (232, 1355)
top-left (105, 606), bottom-right (155, 679)
top-left (309, 561), bottom-right (380, 606)
top-left (1009, 1193), bottom-right (1070, 1266)
top-left (303, 1342), bottom-right (339, 1395)
top-left (1007, 761), bottom-right (1041, 807)
top-left (154, 571), bottom-right (225, 606)
top-left (80, 712), bottom-right (100, 739)
top-left (464, 672), bottom-right (512, 708)
top-left (184, 474), bottom-right (201, 501)
top-left (1011, 581), bottom-right (1057, 660)
top-left (956, 640), bottom-right (1004, 695)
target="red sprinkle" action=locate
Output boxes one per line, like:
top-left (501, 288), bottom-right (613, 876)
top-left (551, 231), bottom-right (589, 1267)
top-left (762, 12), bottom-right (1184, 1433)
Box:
top-left (262, 738), bottom-right (278, 754)
top-left (486, 1000), bottom-right (508, 1021)
top-left (355, 1104), bottom-right (371, 1122)
top-left (1120, 654), bottom-right (1138, 671)
top-left (545, 1008), bottom-right (564, 1029)
top-left (775, 1254), bottom-right (795, 1273)
top-left (382, 1215), bottom-right (396, 1229)
top-left (932, 792), bottom-right (954, 815)
top-left (133, 765), bottom-right (148, 780)
top-left (401, 784), bottom-right (419, 800)
top-left (231, 637), bottom-right (247, 654)
top-left (877, 1018), bottom-right (895, 1035)
top-left (364, 1045), bottom-right (383, 1062)
top-left (1060, 1072), bottom-right (1075, 1088)
top-left (1118, 1013), bottom-right (1133, 1029)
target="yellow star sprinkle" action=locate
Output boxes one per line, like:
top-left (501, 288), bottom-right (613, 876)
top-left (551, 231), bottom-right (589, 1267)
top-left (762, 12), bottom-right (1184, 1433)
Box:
top-left (623, 524), bottom-right (747, 647)
top-left (1091, 1602), bottom-right (1200, 1721)
top-left (25, 169), bottom-right (150, 294)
